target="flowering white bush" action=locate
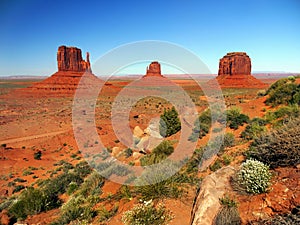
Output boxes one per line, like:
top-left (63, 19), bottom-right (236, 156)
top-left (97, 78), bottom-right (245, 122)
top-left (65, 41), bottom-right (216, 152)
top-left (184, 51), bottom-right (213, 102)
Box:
top-left (121, 201), bottom-right (173, 225)
top-left (236, 159), bottom-right (272, 194)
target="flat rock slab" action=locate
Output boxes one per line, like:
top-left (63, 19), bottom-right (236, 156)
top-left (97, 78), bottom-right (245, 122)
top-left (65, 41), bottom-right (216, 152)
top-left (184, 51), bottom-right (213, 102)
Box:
top-left (190, 166), bottom-right (236, 225)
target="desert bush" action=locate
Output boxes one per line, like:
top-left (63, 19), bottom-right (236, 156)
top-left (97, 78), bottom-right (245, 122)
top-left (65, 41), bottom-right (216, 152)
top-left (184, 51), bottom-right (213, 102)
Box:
top-left (9, 187), bottom-right (60, 220)
top-left (226, 107), bottom-right (249, 130)
top-left (34, 150), bottom-right (42, 160)
top-left (222, 133), bottom-right (235, 148)
top-left (98, 204), bottom-right (118, 222)
top-left (235, 159), bottom-right (271, 194)
top-left (189, 109), bottom-right (212, 141)
top-left (247, 117), bottom-right (300, 168)
top-left (140, 140), bottom-right (174, 166)
top-left (159, 106), bottom-right (181, 137)
top-left (250, 205), bottom-right (300, 224)
top-left (135, 161), bottom-right (190, 200)
top-left (265, 77), bottom-right (300, 106)
top-left (214, 207), bottom-right (241, 225)
top-left (241, 118), bottom-right (267, 140)
top-left (122, 201), bottom-right (173, 225)
top-left (78, 171), bottom-right (104, 197)
top-left (53, 195), bottom-right (95, 225)
top-left (215, 195), bottom-right (240, 225)
top-left (185, 148), bottom-right (204, 173)
top-left (124, 148), bottom-right (133, 158)
top-left (210, 159), bottom-right (223, 172)
top-left (12, 185), bottom-right (25, 193)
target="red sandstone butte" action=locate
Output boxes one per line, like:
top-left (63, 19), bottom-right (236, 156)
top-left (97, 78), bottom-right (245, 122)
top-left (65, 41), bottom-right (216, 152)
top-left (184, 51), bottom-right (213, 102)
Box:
top-left (19, 46), bottom-right (102, 96)
top-left (210, 52), bottom-right (267, 88)
top-left (143, 61), bottom-right (163, 77)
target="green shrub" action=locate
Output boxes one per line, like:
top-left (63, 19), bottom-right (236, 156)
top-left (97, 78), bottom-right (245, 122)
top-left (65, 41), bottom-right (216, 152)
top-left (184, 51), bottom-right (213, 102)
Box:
top-left (266, 77), bottom-right (300, 106)
top-left (223, 133), bottom-right (235, 148)
top-left (55, 195), bottom-right (95, 224)
top-left (12, 185), bottom-right (25, 193)
top-left (159, 106), bottom-right (181, 137)
top-left (135, 161), bottom-right (190, 200)
top-left (140, 140), bottom-right (174, 166)
top-left (98, 204), bottom-right (118, 222)
top-left (189, 109), bottom-right (212, 141)
top-left (34, 150), bottom-right (42, 160)
top-left (241, 118), bottom-right (267, 140)
top-left (9, 187), bottom-right (60, 220)
top-left (226, 107), bottom-right (249, 130)
top-left (209, 159), bottom-right (222, 172)
top-left (122, 202), bottom-right (173, 225)
top-left (236, 159), bottom-right (271, 194)
top-left (124, 148), bottom-right (133, 158)
top-left (247, 117), bottom-right (300, 168)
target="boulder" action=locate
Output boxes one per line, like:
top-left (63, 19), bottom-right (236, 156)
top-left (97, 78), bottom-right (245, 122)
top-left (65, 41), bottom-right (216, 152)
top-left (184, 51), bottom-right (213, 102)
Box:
top-left (190, 166), bottom-right (236, 225)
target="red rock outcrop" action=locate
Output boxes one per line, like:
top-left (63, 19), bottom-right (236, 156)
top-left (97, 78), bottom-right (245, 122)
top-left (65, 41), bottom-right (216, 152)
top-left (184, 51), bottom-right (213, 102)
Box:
top-left (57, 46), bottom-right (92, 73)
top-left (144, 61), bottom-right (163, 77)
top-left (209, 52), bottom-right (267, 88)
top-left (17, 46), bottom-right (103, 96)
top-left (218, 52), bottom-right (251, 76)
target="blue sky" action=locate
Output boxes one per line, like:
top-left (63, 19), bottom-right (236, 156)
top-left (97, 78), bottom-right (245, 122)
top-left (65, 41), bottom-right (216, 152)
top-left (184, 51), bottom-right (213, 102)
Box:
top-left (0, 0), bottom-right (299, 76)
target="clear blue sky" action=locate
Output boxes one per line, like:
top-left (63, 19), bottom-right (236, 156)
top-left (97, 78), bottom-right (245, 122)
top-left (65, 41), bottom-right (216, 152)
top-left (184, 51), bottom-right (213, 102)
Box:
top-left (0, 0), bottom-right (299, 76)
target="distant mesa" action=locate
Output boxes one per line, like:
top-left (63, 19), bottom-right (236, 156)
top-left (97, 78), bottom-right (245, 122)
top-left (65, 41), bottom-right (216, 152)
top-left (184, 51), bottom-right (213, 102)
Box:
top-left (210, 52), bottom-right (267, 88)
top-left (22, 45), bottom-right (102, 96)
top-left (143, 61), bottom-right (164, 78)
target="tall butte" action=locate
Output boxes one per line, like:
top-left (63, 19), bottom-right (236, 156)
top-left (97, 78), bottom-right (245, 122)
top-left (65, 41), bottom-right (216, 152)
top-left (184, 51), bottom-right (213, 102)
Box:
top-left (24, 45), bottom-right (102, 96)
top-left (212, 52), bottom-right (266, 88)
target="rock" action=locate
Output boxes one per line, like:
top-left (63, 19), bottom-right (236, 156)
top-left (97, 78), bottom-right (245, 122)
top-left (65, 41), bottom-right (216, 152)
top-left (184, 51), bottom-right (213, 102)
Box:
top-left (57, 45), bottom-right (92, 73)
top-left (190, 166), bottom-right (236, 225)
top-left (18, 45), bottom-right (104, 96)
top-left (133, 152), bottom-right (142, 159)
top-left (208, 52), bottom-right (267, 88)
top-left (143, 61), bottom-right (163, 77)
top-left (218, 52), bottom-right (251, 76)
top-left (133, 126), bottom-right (144, 138)
top-left (112, 147), bottom-right (121, 157)
top-left (0, 210), bottom-right (10, 225)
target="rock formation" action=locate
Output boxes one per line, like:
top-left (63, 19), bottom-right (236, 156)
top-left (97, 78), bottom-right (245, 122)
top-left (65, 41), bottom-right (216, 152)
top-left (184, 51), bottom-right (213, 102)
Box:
top-left (218, 52), bottom-right (251, 76)
top-left (190, 166), bottom-right (236, 225)
top-left (143, 61), bottom-right (163, 77)
top-left (209, 52), bottom-right (267, 88)
top-left (20, 46), bottom-right (102, 96)
top-left (57, 46), bottom-right (92, 73)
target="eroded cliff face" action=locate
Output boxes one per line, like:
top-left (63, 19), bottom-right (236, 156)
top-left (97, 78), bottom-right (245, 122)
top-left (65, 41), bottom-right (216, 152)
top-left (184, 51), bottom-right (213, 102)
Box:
top-left (144, 61), bottom-right (163, 77)
top-left (208, 52), bottom-right (267, 88)
top-left (18, 46), bottom-right (101, 96)
top-left (218, 52), bottom-right (251, 76)
top-left (57, 46), bottom-right (91, 73)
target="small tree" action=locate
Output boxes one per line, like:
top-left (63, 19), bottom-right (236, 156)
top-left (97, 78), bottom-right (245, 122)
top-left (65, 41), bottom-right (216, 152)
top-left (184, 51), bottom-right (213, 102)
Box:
top-left (159, 106), bottom-right (181, 137)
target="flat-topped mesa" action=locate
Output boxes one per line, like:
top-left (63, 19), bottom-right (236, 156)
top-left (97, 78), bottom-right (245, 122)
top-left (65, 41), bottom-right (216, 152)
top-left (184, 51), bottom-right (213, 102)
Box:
top-left (218, 52), bottom-right (251, 76)
top-left (57, 45), bottom-right (92, 73)
top-left (145, 61), bottom-right (162, 77)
